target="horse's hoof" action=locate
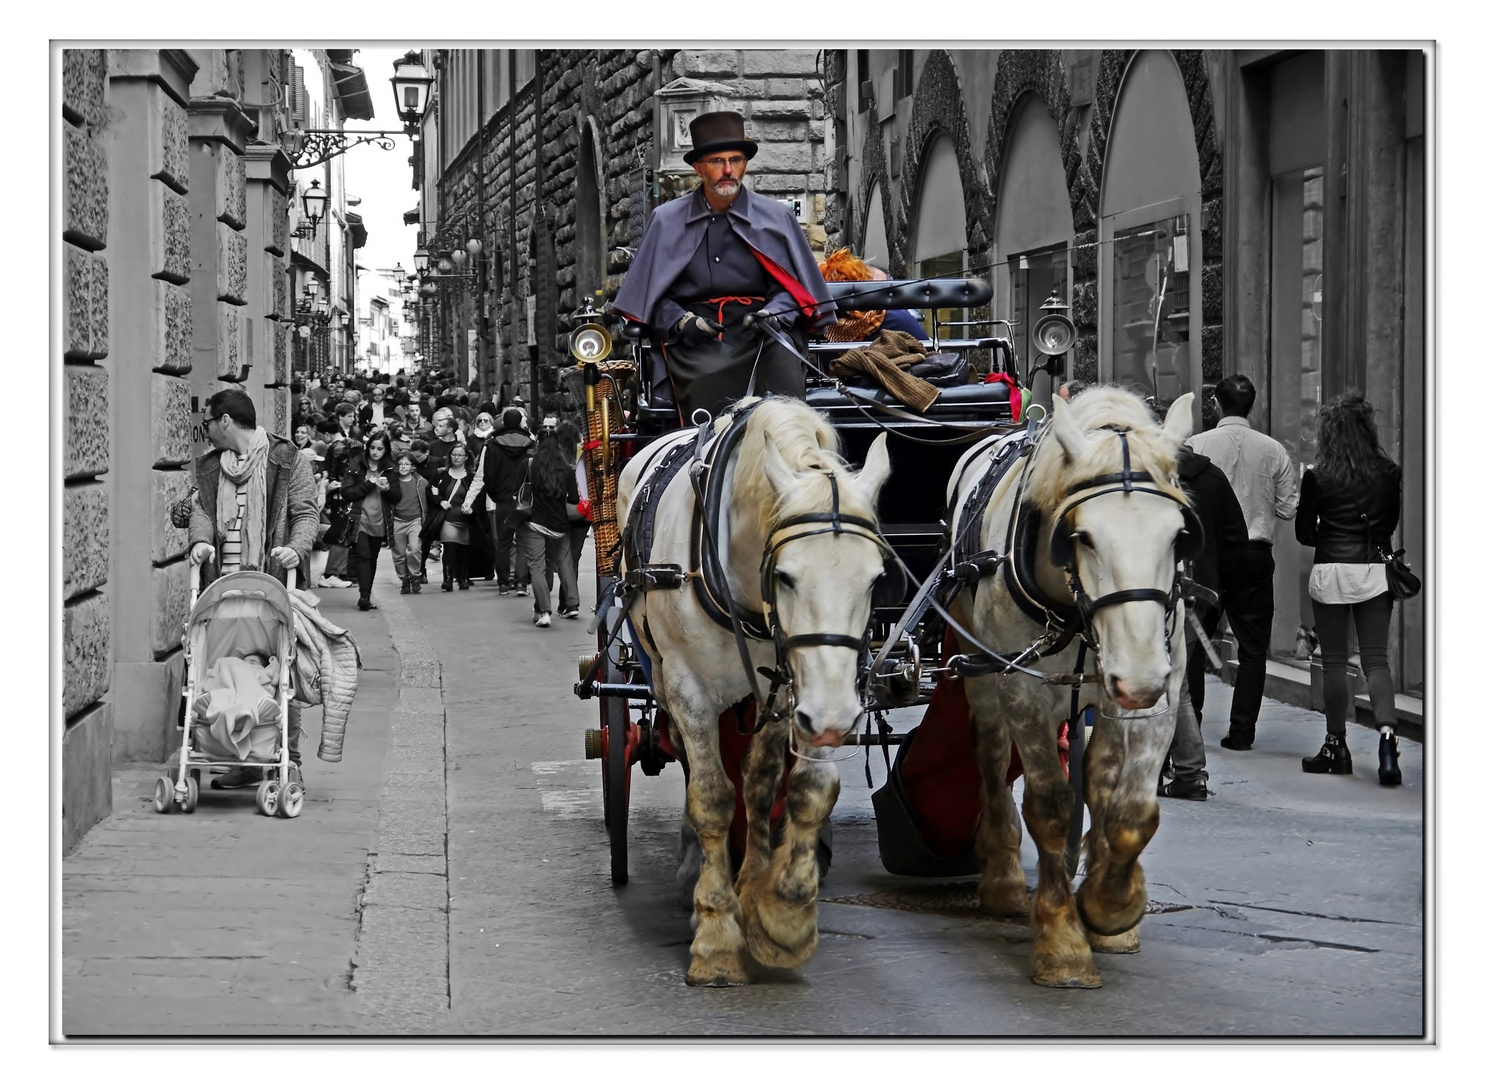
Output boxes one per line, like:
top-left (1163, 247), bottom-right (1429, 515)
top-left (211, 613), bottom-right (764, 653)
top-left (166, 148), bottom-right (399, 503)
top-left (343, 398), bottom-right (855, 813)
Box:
top-left (743, 905), bottom-right (818, 969)
top-left (1031, 955), bottom-right (1102, 988)
top-left (686, 953), bottom-right (753, 987)
top-left (978, 880), bottom-right (1031, 918)
top-left (1087, 925), bottom-right (1141, 954)
top-left (1075, 875), bottom-right (1147, 938)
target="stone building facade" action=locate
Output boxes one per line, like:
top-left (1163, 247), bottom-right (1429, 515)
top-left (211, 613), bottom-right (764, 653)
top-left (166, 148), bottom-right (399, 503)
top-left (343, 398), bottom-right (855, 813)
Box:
top-left (412, 49), bottom-right (829, 422)
top-left (58, 47), bottom-right (370, 850)
top-left (822, 47), bottom-right (1428, 702)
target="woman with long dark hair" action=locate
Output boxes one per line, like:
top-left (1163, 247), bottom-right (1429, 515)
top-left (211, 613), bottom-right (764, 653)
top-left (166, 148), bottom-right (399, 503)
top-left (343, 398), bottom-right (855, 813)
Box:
top-left (427, 441), bottom-right (478, 591)
top-left (340, 430), bottom-right (399, 611)
top-left (518, 428), bottom-right (580, 628)
top-left (557, 420), bottom-right (592, 600)
top-left (1295, 390), bottom-right (1405, 784)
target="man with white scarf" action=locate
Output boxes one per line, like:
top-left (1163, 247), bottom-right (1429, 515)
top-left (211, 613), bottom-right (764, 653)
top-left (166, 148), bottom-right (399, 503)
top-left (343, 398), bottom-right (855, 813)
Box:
top-left (188, 388), bottom-right (319, 788)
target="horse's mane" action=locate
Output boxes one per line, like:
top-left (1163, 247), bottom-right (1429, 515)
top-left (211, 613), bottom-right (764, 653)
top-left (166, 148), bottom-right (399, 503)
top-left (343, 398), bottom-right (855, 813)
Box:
top-left (1027, 386), bottom-right (1186, 509)
top-left (732, 397), bottom-right (870, 532)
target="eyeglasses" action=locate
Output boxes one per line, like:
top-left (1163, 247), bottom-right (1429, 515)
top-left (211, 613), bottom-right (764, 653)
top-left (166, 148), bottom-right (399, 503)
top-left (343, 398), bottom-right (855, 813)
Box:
top-left (698, 155), bottom-right (746, 170)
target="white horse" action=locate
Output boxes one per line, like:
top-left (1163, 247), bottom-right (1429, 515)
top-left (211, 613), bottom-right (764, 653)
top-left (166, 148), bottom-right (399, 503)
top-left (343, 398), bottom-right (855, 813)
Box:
top-left (946, 387), bottom-right (1197, 988)
top-left (616, 397), bottom-right (891, 986)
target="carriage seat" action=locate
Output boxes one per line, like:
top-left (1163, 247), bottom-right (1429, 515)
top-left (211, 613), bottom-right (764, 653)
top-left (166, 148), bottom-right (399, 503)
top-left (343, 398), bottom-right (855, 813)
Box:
top-left (825, 278), bottom-right (994, 313)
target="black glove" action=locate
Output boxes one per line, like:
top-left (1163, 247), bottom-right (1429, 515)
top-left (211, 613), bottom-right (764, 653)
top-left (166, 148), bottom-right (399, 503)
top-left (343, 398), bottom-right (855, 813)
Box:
top-left (675, 313), bottom-right (724, 346)
top-left (743, 310), bottom-right (797, 334)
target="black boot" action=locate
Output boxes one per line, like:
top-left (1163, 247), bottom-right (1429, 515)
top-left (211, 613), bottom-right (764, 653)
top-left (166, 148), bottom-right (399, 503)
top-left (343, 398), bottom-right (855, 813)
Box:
top-left (441, 548), bottom-right (456, 592)
top-left (1378, 732), bottom-right (1402, 786)
top-left (1302, 732), bottom-right (1353, 775)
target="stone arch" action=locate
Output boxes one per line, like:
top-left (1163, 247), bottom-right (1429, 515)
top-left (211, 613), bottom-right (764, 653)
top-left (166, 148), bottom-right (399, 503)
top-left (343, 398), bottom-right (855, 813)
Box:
top-left (848, 119), bottom-right (893, 264)
top-left (981, 51), bottom-right (1079, 230)
top-left (896, 49), bottom-right (989, 274)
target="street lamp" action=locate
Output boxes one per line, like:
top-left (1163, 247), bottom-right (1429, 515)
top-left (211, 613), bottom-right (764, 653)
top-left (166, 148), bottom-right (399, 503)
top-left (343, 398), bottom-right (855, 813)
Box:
top-left (413, 246), bottom-right (430, 275)
top-left (293, 180), bottom-right (329, 240)
top-left (390, 51), bottom-right (434, 134)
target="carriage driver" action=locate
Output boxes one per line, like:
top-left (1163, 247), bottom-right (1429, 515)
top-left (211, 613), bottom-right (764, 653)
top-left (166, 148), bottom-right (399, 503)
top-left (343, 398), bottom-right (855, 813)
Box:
top-left (187, 387), bottom-right (319, 791)
top-left (611, 111), bottom-right (837, 421)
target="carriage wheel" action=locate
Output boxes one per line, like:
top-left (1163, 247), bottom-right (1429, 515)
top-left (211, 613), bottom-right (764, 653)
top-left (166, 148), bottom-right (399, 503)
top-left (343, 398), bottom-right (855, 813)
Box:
top-left (605, 696), bottom-right (630, 886)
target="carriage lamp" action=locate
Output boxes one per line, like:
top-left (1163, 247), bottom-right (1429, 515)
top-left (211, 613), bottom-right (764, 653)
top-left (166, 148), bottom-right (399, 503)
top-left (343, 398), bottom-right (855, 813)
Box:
top-left (1032, 289), bottom-right (1077, 373)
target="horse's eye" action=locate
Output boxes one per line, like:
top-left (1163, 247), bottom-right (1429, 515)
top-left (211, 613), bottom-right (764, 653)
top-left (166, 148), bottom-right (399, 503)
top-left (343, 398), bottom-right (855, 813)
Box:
top-left (1074, 532), bottom-right (1095, 550)
top-left (774, 569), bottom-right (796, 591)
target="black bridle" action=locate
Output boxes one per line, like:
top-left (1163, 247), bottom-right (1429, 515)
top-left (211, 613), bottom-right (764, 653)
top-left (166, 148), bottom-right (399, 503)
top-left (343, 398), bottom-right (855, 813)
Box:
top-left (752, 471), bottom-right (892, 718)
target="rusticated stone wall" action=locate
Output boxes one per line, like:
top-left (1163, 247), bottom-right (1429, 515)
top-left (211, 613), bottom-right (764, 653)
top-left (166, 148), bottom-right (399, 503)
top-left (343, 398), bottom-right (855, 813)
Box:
top-left (430, 48), bottom-right (828, 420)
top-left (61, 48), bottom-right (114, 853)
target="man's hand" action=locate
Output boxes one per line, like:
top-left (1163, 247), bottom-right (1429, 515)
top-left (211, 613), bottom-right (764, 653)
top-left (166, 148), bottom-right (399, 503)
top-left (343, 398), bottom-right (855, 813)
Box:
top-left (189, 542), bottom-right (215, 567)
top-left (676, 313), bottom-right (724, 346)
top-left (269, 546), bottom-right (300, 570)
top-left (743, 310), bottom-right (797, 334)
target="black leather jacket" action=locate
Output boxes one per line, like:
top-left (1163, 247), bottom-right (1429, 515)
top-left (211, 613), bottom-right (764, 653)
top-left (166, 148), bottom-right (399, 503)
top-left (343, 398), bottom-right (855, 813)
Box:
top-left (1294, 461), bottom-right (1401, 563)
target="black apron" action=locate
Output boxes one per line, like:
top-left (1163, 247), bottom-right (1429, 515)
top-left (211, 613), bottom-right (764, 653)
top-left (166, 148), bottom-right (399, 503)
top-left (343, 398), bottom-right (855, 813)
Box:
top-left (660, 297), bottom-right (806, 422)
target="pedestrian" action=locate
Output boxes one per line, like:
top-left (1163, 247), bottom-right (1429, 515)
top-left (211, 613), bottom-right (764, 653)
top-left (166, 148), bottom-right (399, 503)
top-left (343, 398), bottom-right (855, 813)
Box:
top-left (427, 440), bottom-right (478, 591)
top-left (1294, 390), bottom-right (1405, 784)
top-left (388, 450), bottom-right (428, 595)
top-left (333, 401), bottom-right (361, 443)
top-left (186, 388), bottom-right (316, 789)
top-left (463, 408), bottom-right (499, 581)
top-left (319, 437), bottom-right (356, 587)
top-left (341, 431), bottom-right (398, 612)
top-left (610, 110), bottom-right (836, 422)
top-left (557, 419), bottom-right (592, 598)
top-left (292, 423), bottom-right (314, 454)
top-left (520, 425), bottom-right (581, 628)
top-left (483, 407), bottom-right (536, 595)
top-left (426, 407), bottom-right (461, 473)
top-left (358, 383), bottom-right (391, 430)
top-left (1185, 374), bottom-right (1299, 751)
top-left (1159, 439), bottom-right (1249, 800)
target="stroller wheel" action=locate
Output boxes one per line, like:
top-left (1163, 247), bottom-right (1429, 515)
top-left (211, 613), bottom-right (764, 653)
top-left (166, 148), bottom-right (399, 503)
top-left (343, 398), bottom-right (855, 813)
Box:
top-left (181, 775), bottom-right (199, 814)
top-left (152, 776), bottom-right (174, 814)
top-left (277, 781), bottom-right (304, 819)
top-left (255, 779), bottom-right (280, 817)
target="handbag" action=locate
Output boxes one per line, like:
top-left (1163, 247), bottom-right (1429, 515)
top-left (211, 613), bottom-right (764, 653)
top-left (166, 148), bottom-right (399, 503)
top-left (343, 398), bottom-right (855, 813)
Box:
top-left (1353, 493), bottom-right (1421, 600)
top-left (513, 460), bottom-right (534, 523)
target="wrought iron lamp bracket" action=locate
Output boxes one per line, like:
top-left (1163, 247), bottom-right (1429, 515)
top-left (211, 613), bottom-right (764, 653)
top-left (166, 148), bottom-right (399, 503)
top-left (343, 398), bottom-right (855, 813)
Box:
top-left (291, 128), bottom-right (409, 169)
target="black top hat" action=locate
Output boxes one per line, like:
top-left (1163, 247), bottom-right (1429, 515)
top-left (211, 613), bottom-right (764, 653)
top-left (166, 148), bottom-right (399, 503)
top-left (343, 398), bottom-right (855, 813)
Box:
top-left (683, 111), bottom-right (757, 166)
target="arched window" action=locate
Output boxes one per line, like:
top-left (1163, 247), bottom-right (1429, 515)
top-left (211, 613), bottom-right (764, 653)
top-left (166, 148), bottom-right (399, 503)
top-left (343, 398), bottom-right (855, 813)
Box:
top-left (910, 134), bottom-right (966, 339)
top-left (861, 184), bottom-right (889, 271)
top-left (575, 121), bottom-right (605, 306)
top-left (994, 95), bottom-right (1073, 379)
top-left (1099, 51), bottom-right (1201, 404)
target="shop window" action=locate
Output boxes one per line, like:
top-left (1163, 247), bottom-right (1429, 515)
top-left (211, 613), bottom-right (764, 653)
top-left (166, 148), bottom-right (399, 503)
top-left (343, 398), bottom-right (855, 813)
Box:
top-left (1272, 165), bottom-right (1325, 464)
top-left (1008, 246), bottom-right (1070, 380)
top-left (1111, 214), bottom-right (1191, 402)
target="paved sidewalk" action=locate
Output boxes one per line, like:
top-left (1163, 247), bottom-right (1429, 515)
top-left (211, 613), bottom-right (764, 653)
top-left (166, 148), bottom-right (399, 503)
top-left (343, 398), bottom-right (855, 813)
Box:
top-left (60, 579), bottom-right (410, 1037)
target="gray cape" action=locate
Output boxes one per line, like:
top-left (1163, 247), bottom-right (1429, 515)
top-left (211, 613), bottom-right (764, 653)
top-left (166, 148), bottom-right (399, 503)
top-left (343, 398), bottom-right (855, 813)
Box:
top-left (612, 187), bottom-right (836, 332)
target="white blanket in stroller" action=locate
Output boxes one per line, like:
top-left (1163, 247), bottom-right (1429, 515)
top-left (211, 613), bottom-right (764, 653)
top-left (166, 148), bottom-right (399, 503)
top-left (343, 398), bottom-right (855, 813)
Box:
top-left (192, 656), bottom-right (282, 761)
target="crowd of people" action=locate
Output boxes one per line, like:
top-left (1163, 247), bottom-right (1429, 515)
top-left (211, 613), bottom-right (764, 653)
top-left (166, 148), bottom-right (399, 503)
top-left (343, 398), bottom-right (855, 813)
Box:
top-left (288, 370), bottom-right (592, 629)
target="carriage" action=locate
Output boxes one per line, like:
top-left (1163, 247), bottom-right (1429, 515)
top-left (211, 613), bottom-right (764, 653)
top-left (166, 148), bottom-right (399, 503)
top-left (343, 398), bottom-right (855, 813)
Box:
top-left (563, 275), bottom-right (1065, 886)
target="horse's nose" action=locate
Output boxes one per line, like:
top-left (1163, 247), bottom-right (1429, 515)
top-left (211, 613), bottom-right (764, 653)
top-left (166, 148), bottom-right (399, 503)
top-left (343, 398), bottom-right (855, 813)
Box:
top-left (795, 708), bottom-right (861, 748)
top-left (1106, 674), bottom-right (1162, 712)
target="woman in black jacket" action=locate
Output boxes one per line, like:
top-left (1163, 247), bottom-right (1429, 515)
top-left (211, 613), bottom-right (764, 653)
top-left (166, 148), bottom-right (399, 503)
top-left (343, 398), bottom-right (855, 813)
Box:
top-left (1295, 390), bottom-right (1404, 784)
top-left (340, 431), bottom-right (400, 611)
top-left (518, 429), bottom-right (580, 628)
top-left (427, 441), bottom-right (479, 591)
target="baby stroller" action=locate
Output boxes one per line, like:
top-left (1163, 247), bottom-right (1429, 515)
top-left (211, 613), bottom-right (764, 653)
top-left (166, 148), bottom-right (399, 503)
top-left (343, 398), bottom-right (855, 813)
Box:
top-left (153, 567), bottom-right (304, 819)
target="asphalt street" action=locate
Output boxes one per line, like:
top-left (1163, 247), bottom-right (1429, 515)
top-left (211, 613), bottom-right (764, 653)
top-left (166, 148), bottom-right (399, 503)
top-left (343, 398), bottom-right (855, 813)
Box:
top-left (61, 542), bottom-right (1427, 1039)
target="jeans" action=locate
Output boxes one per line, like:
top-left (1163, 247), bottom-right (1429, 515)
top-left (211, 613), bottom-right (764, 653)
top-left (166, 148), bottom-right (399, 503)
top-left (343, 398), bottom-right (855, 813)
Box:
top-left (521, 524), bottom-right (578, 615)
top-left (390, 517), bottom-right (423, 581)
top-left (325, 542), bottom-right (349, 578)
top-left (493, 501), bottom-right (520, 586)
top-left (568, 520), bottom-right (591, 599)
top-left (349, 531), bottom-right (385, 601)
top-left (1168, 606), bottom-right (1222, 781)
top-left (1312, 592), bottom-right (1395, 736)
top-left (1223, 543), bottom-right (1275, 742)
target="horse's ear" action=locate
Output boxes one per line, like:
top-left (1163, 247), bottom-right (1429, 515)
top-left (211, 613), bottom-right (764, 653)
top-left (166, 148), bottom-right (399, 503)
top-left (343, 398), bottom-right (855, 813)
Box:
top-left (1049, 395), bottom-right (1089, 462)
top-left (1162, 392), bottom-right (1195, 444)
top-left (856, 432), bottom-right (892, 502)
top-left (759, 431), bottom-right (798, 494)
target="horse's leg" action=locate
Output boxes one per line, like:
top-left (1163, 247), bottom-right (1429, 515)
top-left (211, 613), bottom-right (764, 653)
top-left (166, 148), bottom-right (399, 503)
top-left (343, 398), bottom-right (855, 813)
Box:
top-left (965, 674), bottom-right (1029, 917)
top-left (739, 738), bottom-right (838, 969)
top-left (671, 704), bottom-right (753, 987)
top-left (733, 714), bottom-right (788, 942)
top-left (1012, 702), bottom-right (1102, 989)
top-left (1074, 666), bottom-right (1182, 940)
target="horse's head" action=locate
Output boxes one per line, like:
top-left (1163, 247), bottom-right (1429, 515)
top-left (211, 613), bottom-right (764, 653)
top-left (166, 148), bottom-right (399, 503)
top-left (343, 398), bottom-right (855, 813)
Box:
top-left (753, 413), bottom-right (892, 748)
top-left (1037, 390), bottom-right (1197, 711)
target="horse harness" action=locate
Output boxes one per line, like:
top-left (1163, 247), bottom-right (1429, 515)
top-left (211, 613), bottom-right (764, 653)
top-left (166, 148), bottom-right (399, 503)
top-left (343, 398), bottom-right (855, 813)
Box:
top-left (940, 424), bottom-right (1203, 682)
top-left (619, 399), bottom-right (892, 722)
